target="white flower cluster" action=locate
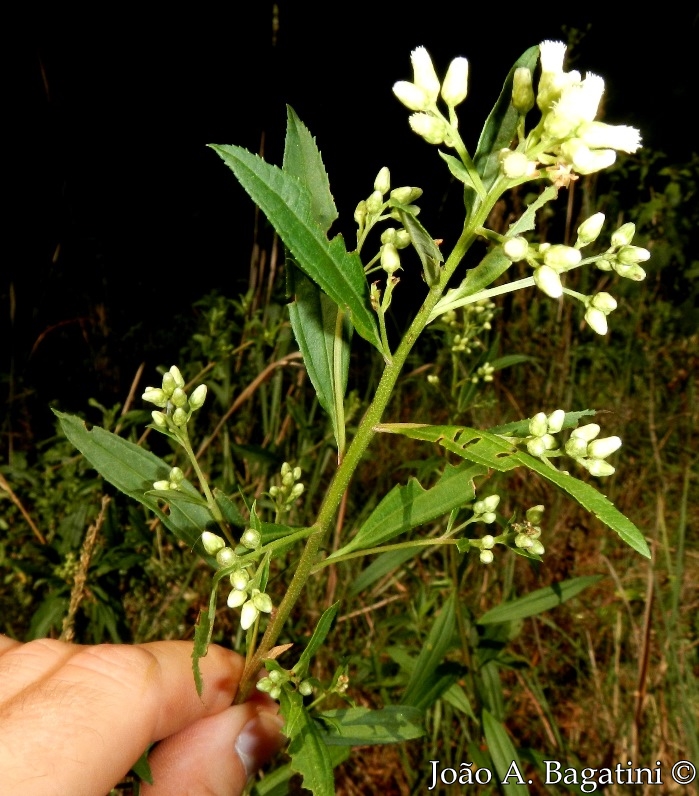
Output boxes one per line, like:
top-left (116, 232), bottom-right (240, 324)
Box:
top-left (142, 365), bottom-right (207, 430)
top-left (269, 461), bottom-right (305, 513)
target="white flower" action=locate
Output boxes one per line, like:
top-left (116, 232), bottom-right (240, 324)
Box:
top-left (393, 81), bottom-right (429, 111)
top-left (537, 41), bottom-right (581, 111)
top-left (544, 73), bottom-right (605, 139)
top-left (578, 122), bottom-right (642, 153)
top-left (584, 307), bottom-right (609, 335)
top-left (410, 47), bottom-right (440, 103)
top-left (409, 113), bottom-right (447, 145)
top-left (588, 435), bottom-right (622, 459)
top-left (560, 139), bottom-right (617, 175)
top-left (533, 265), bottom-right (563, 298)
top-left (441, 57), bottom-right (469, 106)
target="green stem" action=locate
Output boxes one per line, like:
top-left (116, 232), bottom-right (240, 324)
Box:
top-left (236, 187), bottom-right (503, 701)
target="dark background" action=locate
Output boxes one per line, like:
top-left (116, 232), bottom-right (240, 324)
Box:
top-left (7, 3), bottom-right (698, 427)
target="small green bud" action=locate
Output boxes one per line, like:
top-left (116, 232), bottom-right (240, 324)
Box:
top-left (152, 480), bottom-right (171, 491)
top-left (395, 229), bottom-right (411, 249)
top-left (500, 150), bottom-right (536, 180)
top-left (374, 167), bottom-right (391, 195)
top-left (529, 412), bottom-right (549, 438)
top-left (281, 462), bottom-right (291, 478)
top-left (269, 686), bottom-right (282, 700)
top-left (541, 434), bottom-right (557, 450)
top-left (282, 471), bottom-right (295, 487)
top-left (596, 258), bottom-right (613, 271)
top-left (526, 505), bottom-right (545, 525)
top-left (547, 409), bottom-right (565, 434)
top-left (292, 466), bottom-right (302, 481)
top-left (390, 186), bottom-right (423, 205)
top-left (241, 528), bottom-right (261, 550)
top-left (170, 387), bottom-right (188, 408)
top-left (527, 437), bottom-right (547, 457)
top-left (143, 387), bottom-right (169, 408)
top-left (252, 591), bottom-right (273, 614)
top-left (354, 200), bottom-right (367, 226)
top-left (614, 263), bottom-right (646, 281)
top-left (479, 549), bottom-right (494, 564)
top-left (201, 531), bottom-right (226, 555)
top-left (299, 680), bottom-right (314, 697)
top-left (503, 236), bottom-right (529, 262)
top-left (587, 435), bottom-right (622, 460)
top-left (169, 467), bottom-right (184, 484)
top-left (512, 67), bottom-right (535, 114)
top-left (576, 212), bottom-right (605, 247)
top-left (366, 190), bottom-right (384, 215)
top-left (515, 533), bottom-right (533, 549)
top-left (565, 436), bottom-right (589, 459)
top-left (616, 245), bottom-right (651, 265)
top-left (585, 459), bottom-right (616, 477)
top-left (169, 366), bottom-right (185, 389)
top-left (482, 495), bottom-right (500, 513)
top-left (289, 482), bottom-right (305, 500)
top-left (230, 569), bottom-right (250, 591)
top-left (240, 601), bottom-right (259, 630)
top-left (189, 384), bottom-right (207, 410)
top-left (172, 407), bottom-right (188, 427)
top-left (216, 547), bottom-right (239, 568)
top-left (611, 222), bottom-right (635, 248)
top-left (584, 307), bottom-right (609, 335)
top-left (441, 57), bottom-right (469, 106)
top-left (161, 372), bottom-right (177, 397)
top-left (256, 677), bottom-right (273, 694)
top-left (481, 534), bottom-right (495, 549)
top-left (269, 485), bottom-right (280, 497)
top-left (543, 245), bottom-right (582, 271)
top-left (381, 243), bottom-right (401, 274)
top-left (380, 227), bottom-right (397, 245)
top-left (530, 540), bottom-right (545, 556)
top-left (268, 669), bottom-right (283, 684)
top-left (482, 512), bottom-right (497, 524)
top-left (571, 424), bottom-right (601, 442)
top-left (408, 113), bottom-right (447, 145)
top-left (227, 589), bottom-right (248, 608)
top-left (533, 265), bottom-right (563, 298)
top-left (151, 410), bottom-right (168, 428)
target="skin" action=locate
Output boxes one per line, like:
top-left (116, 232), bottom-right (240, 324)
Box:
top-left (0, 636), bottom-right (284, 796)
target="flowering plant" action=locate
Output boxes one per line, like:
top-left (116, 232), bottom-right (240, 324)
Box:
top-left (57, 41), bottom-right (651, 794)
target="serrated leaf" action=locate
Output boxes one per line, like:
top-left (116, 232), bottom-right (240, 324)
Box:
top-left (374, 423), bottom-right (650, 558)
top-left (288, 270), bottom-right (350, 454)
top-left (402, 594), bottom-right (456, 707)
top-left (55, 411), bottom-right (217, 562)
top-left (478, 576), bottom-right (603, 624)
top-left (439, 151), bottom-right (480, 191)
top-left (482, 709), bottom-right (529, 796)
top-left (332, 461), bottom-right (486, 559)
top-left (214, 488), bottom-right (246, 527)
top-left (283, 106), bottom-right (338, 233)
top-left (251, 747), bottom-right (350, 796)
top-left (210, 143), bottom-right (382, 352)
top-left (317, 706), bottom-right (424, 746)
top-left (192, 609), bottom-right (212, 697)
top-left (280, 690), bottom-right (335, 796)
top-left (489, 409), bottom-right (596, 437)
top-left (293, 602), bottom-right (339, 678)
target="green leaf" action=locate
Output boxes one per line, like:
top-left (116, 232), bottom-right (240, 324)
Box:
top-left (283, 105), bottom-right (338, 234)
top-left (375, 423), bottom-right (650, 558)
top-left (209, 143), bottom-right (382, 351)
top-left (439, 151), bottom-right (481, 192)
top-left (394, 206), bottom-right (444, 285)
top-left (213, 488), bottom-right (246, 527)
top-left (280, 690), bottom-right (335, 796)
top-left (251, 747), bottom-right (350, 796)
top-left (288, 270), bottom-right (351, 454)
top-left (317, 706), bottom-right (424, 746)
top-left (489, 409), bottom-right (596, 437)
top-left (482, 709), bottom-right (529, 796)
top-left (192, 608), bottom-right (212, 697)
top-left (469, 46), bottom-right (540, 204)
top-left (332, 461), bottom-right (486, 559)
top-left (130, 747), bottom-right (154, 785)
top-left (402, 594), bottom-right (456, 707)
top-left (348, 547), bottom-right (418, 596)
top-left (54, 411), bottom-right (217, 561)
top-left (478, 576), bottom-right (603, 625)
top-left (293, 602), bottom-right (339, 678)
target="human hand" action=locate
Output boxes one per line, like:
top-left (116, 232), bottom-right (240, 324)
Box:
top-left (0, 636), bottom-right (284, 795)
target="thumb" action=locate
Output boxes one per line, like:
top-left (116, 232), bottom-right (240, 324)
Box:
top-left (142, 700), bottom-right (284, 796)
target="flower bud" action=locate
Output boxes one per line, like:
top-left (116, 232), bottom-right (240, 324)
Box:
top-left (152, 480), bottom-right (171, 491)
top-left (410, 47), bottom-right (440, 102)
top-left (541, 434), bottom-right (558, 450)
top-left (481, 495), bottom-right (500, 513)
top-left (171, 387), bottom-right (188, 408)
top-left (282, 471), bottom-right (295, 487)
top-left (533, 265), bottom-right (563, 298)
top-left (503, 236), bottom-right (529, 262)
top-left (299, 680), bottom-right (314, 697)
top-left (189, 384), bottom-right (207, 410)
top-left (252, 591), bottom-right (273, 614)
top-left (585, 459), bottom-right (616, 477)
top-left (543, 245), bottom-right (582, 271)
top-left (441, 57), bottom-right (469, 106)
top-left (482, 512), bottom-right (496, 524)
top-left (611, 223), bottom-right (635, 248)
top-left (596, 258), bottom-right (613, 271)
top-left (560, 139), bottom-right (616, 175)
top-left (526, 505), bottom-right (545, 525)
top-left (392, 81), bottom-right (430, 111)
top-left (479, 549), bottom-right (494, 564)
top-left (576, 212), bottom-right (605, 247)
top-left (280, 462), bottom-right (291, 477)
top-left (571, 424), bottom-right (601, 442)
top-left (269, 686), bottom-right (281, 700)
top-left (530, 540), bottom-right (545, 556)
top-left (529, 412), bottom-right (549, 438)
top-left (380, 227), bottom-right (397, 245)
top-left (578, 121), bottom-right (642, 153)
top-left (366, 190), bottom-right (384, 214)
top-left (354, 200), bottom-right (367, 226)
top-left (230, 569), bottom-right (250, 590)
top-left (143, 387), bottom-right (168, 408)
top-left (395, 229), bottom-right (411, 249)
top-left (227, 589), bottom-right (248, 608)
top-left (240, 601), bottom-right (259, 630)
top-left (515, 533), bottom-right (533, 549)
top-left (547, 410), bottom-right (565, 434)
top-left (256, 677), bottom-right (273, 694)
top-left (481, 534), bottom-right (495, 550)
top-left (590, 292), bottom-right (617, 313)
top-left (374, 167), bottom-right (391, 195)
top-left (565, 436), bottom-right (589, 459)
top-left (512, 67), bottom-right (535, 114)
top-left (151, 410), bottom-right (168, 428)
top-left (201, 531), bottom-right (226, 555)
top-left (381, 243), bottom-right (401, 274)
top-left (169, 366), bottom-right (185, 388)
top-left (616, 245), bottom-right (651, 265)
top-left (268, 669), bottom-right (283, 684)
top-left (613, 263), bottom-right (646, 281)
top-left (587, 435), bottom-right (622, 460)
top-left (500, 151), bottom-right (537, 180)
top-left (169, 467), bottom-right (184, 484)
top-left (161, 372), bottom-right (177, 396)
top-left (390, 186), bottom-right (423, 205)
top-left (241, 528), bottom-right (261, 550)
top-left (527, 437), bottom-right (547, 457)
top-left (292, 466), bottom-right (302, 481)
top-left (172, 407), bottom-right (188, 427)
top-left (289, 483), bottom-right (305, 500)
top-left (408, 113), bottom-right (447, 145)
top-left (584, 307), bottom-right (609, 335)
top-left (216, 547), bottom-right (239, 568)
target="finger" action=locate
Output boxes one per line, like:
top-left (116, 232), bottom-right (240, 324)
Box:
top-left (0, 640), bottom-right (242, 796)
top-left (143, 701), bottom-right (284, 796)
top-left (0, 638), bottom-right (82, 695)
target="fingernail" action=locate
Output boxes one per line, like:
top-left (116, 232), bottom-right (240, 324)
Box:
top-left (235, 712), bottom-right (284, 777)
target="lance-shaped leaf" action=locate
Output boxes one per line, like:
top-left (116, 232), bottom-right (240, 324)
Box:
top-left (330, 461), bottom-right (486, 559)
top-left (478, 575), bottom-right (603, 625)
top-left (55, 411), bottom-right (217, 562)
top-left (482, 709), bottom-right (529, 796)
top-left (374, 423), bottom-right (650, 558)
top-left (317, 706), bottom-right (424, 745)
top-left (393, 205), bottom-right (443, 286)
top-left (210, 143), bottom-right (382, 352)
top-left (293, 602), bottom-right (339, 679)
top-left (280, 690), bottom-right (335, 796)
